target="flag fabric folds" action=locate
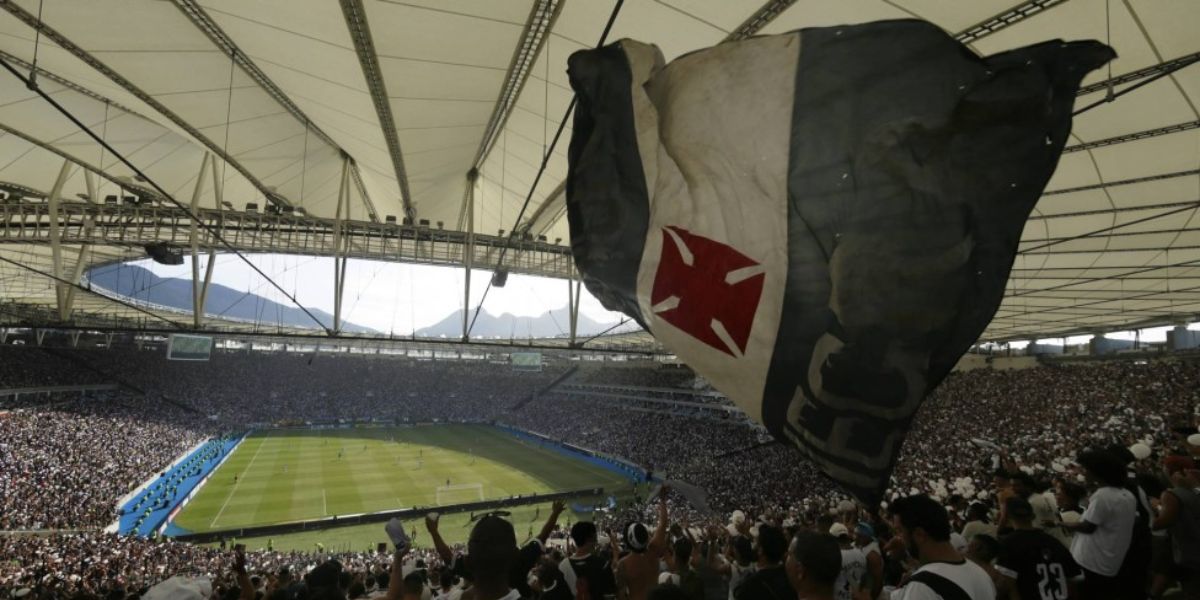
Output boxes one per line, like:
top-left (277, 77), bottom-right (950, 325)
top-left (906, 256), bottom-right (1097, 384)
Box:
top-left (564, 19), bottom-right (1113, 503)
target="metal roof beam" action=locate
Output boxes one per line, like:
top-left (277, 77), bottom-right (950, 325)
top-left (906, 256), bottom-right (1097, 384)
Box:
top-left (0, 123), bottom-right (150, 195)
top-left (471, 1), bottom-right (562, 176)
top-left (1077, 51), bottom-right (1200, 96)
top-left (954, 0), bottom-right (1070, 45)
top-left (1021, 244), bottom-right (1200, 255)
top-left (1043, 168), bottom-right (1200, 196)
top-left (724, 0), bottom-right (796, 42)
top-left (458, 0), bottom-right (563, 230)
top-left (0, 50), bottom-right (150, 123)
top-left (1063, 120), bottom-right (1200, 153)
top-left (340, 0), bottom-right (414, 220)
top-left (1019, 227), bottom-right (1200, 241)
top-left (0, 0), bottom-right (291, 208)
top-left (171, 0), bottom-right (379, 220)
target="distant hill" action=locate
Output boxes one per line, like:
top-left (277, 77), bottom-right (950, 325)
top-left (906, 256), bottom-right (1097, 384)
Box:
top-left (417, 307), bottom-right (631, 339)
top-left (86, 264), bottom-right (378, 334)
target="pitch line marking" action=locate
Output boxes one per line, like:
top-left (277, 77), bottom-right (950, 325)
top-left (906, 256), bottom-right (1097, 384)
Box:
top-left (323, 489), bottom-right (328, 516)
top-left (210, 437), bottom-right (266, 529)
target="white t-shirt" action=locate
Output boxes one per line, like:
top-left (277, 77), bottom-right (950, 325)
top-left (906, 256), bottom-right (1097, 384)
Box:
top-left (1069, 486), bottom-right (1136, 577)
top-left (433, 587), bottom-right (462, 600)
top-left (890, 560), bottom-right (996, 600)
top-left (949, 533), bottom-right (968, 555)
top-left (727, 562), bottom-right (754, 600)
top-left (835, 546), bottom-right (867, 600)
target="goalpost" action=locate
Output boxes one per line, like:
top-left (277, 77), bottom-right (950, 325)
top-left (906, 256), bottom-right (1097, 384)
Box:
top-left (435, 483), bottom-right (485, 506)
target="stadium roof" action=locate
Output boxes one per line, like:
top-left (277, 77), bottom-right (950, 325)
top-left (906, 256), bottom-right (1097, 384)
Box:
top-left (0, 0), bottom-right (1198, 344)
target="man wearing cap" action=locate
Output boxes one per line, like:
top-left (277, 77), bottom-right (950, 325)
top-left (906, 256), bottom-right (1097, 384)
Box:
top-left (829, 523), bottom-right (867, 600)
top-left (854, 522), bottom-right (884, 600)
top-left (995, 497), bottom-right (1081, 600)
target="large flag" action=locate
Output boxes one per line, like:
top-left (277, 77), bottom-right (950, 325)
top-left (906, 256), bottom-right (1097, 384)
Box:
top-left (565, 20), bottom-right (1112, 502)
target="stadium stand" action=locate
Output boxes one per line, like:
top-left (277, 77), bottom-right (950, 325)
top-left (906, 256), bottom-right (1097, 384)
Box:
top-left (2, 346), bottom-right (1199, 598)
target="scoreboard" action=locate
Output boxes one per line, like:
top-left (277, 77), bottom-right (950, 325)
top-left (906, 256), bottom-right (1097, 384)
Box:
top-left (511, 352), bottom-right (543, 371)
top-left (167, 334), bottom-right (213, 361)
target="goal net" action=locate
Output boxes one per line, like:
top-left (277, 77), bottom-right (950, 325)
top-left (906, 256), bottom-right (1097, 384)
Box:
top-left (435, 483), bottom-right (485, 506)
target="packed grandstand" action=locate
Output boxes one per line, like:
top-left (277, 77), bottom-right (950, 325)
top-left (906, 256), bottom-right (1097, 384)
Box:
top-left (3, 343), bottom-right (1199, 599)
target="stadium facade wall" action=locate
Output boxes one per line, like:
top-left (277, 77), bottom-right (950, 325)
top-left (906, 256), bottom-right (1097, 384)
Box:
top-left (1168, 327), bottom-right (1200, 351)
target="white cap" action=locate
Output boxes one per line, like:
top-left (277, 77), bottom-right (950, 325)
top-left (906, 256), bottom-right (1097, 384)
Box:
top-left (829, 523), bottom-right (850, 538)
top-left (142, 577), bottom-right (212, 600)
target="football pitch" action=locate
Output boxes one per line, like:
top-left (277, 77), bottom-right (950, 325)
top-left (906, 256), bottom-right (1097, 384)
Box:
top-left (171, 424), bottom-right (636, 550)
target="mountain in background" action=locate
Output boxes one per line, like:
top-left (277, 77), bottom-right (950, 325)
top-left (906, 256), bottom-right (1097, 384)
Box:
top-left (416, 307), bottom-right (634, 339)
top-left (86, 264), bottom-right (378, 334)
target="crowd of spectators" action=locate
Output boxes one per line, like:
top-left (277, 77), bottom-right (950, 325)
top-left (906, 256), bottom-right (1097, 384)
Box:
top-left (83, 349), bottom-right (569, 426)
top-left (3, 345), bottom-right (1200, 598)
top-left (0, 346), bottom-right (107, 391)
top-left (0, 394), bottom-right (205, 530)
top-left (572, 365), bottom-right (698, 390)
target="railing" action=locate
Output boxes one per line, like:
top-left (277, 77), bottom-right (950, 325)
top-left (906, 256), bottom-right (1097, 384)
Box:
top-left (0, 383), bottom-right (118, 397)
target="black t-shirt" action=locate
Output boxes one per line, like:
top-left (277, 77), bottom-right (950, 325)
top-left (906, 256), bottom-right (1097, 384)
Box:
top-left (541, 580), bottom-right (574, 600)
top-left (733, 565), bottom-right (794, 600)
top-left (564, 553), bottom-right (616, 600)
top-left (996, 529), bottom-right (1081, 600)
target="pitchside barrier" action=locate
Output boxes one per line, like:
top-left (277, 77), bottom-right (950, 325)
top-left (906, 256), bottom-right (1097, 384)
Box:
top-left (118, 434), bottom-right (246, 537)
top-left (169, 487), bottom-right (603, 544)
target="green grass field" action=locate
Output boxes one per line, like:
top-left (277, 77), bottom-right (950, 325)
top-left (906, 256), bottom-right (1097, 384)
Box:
top-left (171, 424), bottom-right (635, 552)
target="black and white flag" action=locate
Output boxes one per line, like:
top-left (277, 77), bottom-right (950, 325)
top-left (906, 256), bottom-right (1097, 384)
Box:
top-left (565, 19), bottom-right (1112, 502)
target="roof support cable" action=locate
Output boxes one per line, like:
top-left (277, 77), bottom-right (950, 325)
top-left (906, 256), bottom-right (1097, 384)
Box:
top-left (577, 318), bottom-right (631, 348)
top-left (1105, 0), bottom-right (1114, 101)
top-left (0, 56), bottom-right (333, 334)
top-left (300, 119), bottom-right (309, 208)
top-left (27, 0), bottom-right (43, 89)
top-left (465, 0), bottom-right (625, 337)
top-left (219, 48), bottom-right (235, 194)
